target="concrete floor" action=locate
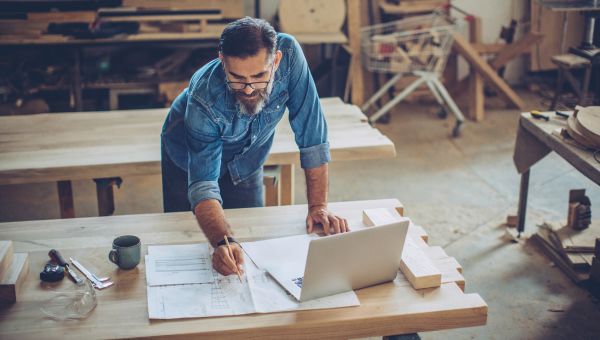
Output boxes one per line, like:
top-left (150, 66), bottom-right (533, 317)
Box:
top-left (1, 90), bottom-right (599, 338)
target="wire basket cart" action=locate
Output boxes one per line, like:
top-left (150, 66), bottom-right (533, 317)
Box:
top-left (360, 12), bottom-right (465, 137)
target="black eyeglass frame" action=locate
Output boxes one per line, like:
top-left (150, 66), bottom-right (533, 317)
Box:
top-left (224, 62), bottom-right (275, 91)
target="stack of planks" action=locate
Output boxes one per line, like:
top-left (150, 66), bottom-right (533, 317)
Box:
top-left (0, 0), bottom-right (244, 43)
top-left (362, 208), bottom-right (464, 290)
top-left (0, 241), bottom-right (29, 305)
top-left (532, 221), bottom-right (599, 283)
top-left (564, 106), bottom-right (600, 150)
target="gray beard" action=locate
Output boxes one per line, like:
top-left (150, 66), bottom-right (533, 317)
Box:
top-left (235, 80), bottom-right (274, 115)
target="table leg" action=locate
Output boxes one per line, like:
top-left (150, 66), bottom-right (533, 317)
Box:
top-left (57, 180), bottom-right (75, 219)
top-left (280, 164), bottom-right (295, 205)
top-left (94, 177), bottom-right (122, 216)
top-left (516, 169), bottom-right (530, 236)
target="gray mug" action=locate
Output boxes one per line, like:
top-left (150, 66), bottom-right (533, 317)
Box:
top-left (109, 235), bottom-right (141, 270)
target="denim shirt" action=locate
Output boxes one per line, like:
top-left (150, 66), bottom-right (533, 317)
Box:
top-left (161, 33), bottom-right (330, 209)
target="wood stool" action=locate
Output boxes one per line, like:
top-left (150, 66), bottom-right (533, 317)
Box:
top-left (550, 54), bottom-right (592, 110)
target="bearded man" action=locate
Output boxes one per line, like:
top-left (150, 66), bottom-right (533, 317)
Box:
top-left (160, 17), bottom-right (348, 276)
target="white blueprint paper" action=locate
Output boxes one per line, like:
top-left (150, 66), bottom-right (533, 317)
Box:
top-left (146, 243), bottom-right (213, 286)
top-left (146, 242), bottom-right (359, 320)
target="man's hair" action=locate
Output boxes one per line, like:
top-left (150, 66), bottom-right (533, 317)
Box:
top-left (219, 17), bottom-right (277, 59)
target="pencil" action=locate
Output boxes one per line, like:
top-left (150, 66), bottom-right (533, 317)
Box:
top-left (224, 235), bottom-right (243, 283)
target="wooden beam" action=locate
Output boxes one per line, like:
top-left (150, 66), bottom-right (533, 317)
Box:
top-left (0, 253), bottom-right (29, 304)
top-left (472, 43), bottom-right (506, 54)
top-left (57, 180), bottom-right (75, 219)
top-left (468, 16), bottom-right (484, 122)
top-left (452, 33), bottom-right (525, 109)
top-left (348, 0), bottom-right (373, 106)
top-left (362, 208), bottom-right (442, 289)
top-left (489, 32), bottom-right (544, 70)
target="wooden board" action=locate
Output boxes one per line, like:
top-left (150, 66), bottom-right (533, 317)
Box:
top-left (451, 33), bottom-right (525, 110)
top-left (0, 98), bottom-right (395, 186)
top-left (122, 0), bottom-right (245, 19)
top-left (362, 208), bottom-right (442, 289)
top-left (489, 32), bottom-right (544, 70)
top-left (279, 0), bottom-right (346, 34)
top-left (0, 253), bottom-right (29, 304)
top-left (0, 241), bottom-right (13, 279)
top-left (530, 1), bottom-right (584, 71)
top-left (0, 199), bottom-right (486, 339)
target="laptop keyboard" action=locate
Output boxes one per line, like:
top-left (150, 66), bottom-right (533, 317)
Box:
top-left (292, 276), bottom-right (303, 288)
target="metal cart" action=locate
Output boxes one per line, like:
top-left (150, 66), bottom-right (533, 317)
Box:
top-left (360, 12), bottom-right (465, 137)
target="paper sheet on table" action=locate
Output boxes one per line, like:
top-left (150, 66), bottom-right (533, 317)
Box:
top-left (146, 243), bottom-right (213, 286)
top-left (146, 242), bottom-right (359, 319)
top-left (240, 234), bottom-right (316, 273)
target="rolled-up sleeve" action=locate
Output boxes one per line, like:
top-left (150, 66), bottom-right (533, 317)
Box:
top-left (185, 98), bottom-right (223, 209)
top-left (285, 35), bottom-right (330, 169)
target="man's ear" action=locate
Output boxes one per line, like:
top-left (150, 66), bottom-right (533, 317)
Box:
top-left (218, 52), bottom-right (224, 62)
top-left (273, 50), bottom-right (283, 70)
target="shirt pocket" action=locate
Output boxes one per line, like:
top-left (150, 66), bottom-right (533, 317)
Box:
top-left (221, 116), bottom-right (251, 143)
top-left (262, 91), bottom-right (289, 125)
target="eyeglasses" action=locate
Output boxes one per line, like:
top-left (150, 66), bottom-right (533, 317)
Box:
top-left (225, 63), bottom-right (274, 91)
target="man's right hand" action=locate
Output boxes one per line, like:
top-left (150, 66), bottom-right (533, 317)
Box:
top-left (212, 243), bottom-right (245, 276)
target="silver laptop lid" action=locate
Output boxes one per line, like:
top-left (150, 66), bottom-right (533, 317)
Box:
top-left (299, 220), bottom-right (409, 301)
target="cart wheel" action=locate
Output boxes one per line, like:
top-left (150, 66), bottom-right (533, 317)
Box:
top-left (436, 107), bottom-right (447, 119)
top-left (452, 121), bottom-right (463, 138)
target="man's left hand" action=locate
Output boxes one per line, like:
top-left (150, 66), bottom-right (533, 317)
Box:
top-left (306, 206), bottom-right (349, 235)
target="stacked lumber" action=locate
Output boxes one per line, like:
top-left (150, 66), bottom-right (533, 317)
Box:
top-left (0, 0), bottom-right (244, 43)
top-left (531, 222), bottom-right (600, 283)
top-left (0, 241), bottom-right (29, 304)
top-left (362, 208), bottom-right (465, 290)
top-left (379, 0), bottom-right (446, 15)
top-left (564, 106), bottom-right (600, 150)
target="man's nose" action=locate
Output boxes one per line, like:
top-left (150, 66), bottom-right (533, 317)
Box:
top-left (243, 86), bottom-right (254, 95)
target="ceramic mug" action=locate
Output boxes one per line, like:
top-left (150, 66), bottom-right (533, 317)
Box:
top-left (109, 235), bottom-right (141, 270)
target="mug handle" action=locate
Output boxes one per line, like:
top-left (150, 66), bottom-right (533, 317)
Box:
top-left (109, 249), bottom-right (119, 265)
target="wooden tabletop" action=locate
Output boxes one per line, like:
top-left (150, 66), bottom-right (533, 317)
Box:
top-left (515, 112), bottom-right (600, 184)
top-left (0, 97), bottom-right (395, 185)
top-left (0, 199), bottom-right (487, 339)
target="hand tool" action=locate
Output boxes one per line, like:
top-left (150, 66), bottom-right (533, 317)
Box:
top-left (40, 262), bottom-right (65, 282)
top-left (555, 111), bottom-right (570, 119)
top-left (49, 249), bottom-right (84, 285)
top-left (530, 110), bottom-right (549, 121)
top-left (70, 257), bottom-right (114, 290)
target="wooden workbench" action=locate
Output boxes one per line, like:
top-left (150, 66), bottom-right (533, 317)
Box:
top-left (0, 97), bottom-right (395, 216)
top-left (0, 199), bottom-right (487, 339)
top-left (513, 112), bottom-right (600, 234)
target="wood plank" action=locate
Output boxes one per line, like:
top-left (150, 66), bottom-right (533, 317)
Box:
top-left (0, 199), bottom-right (487, 339)
top-left (468, 16), bottom-right (484, 122)
top-left (0, 253), bottom-right (29, 304)
top-left (122, 0), bottom-right (245, 18)
top-left (0, 241), bottom-right (14, 279)
top-left (28, 11), bottom-right (97, 23)
top-left (280, 164), bottom-right (294, 205)
top-left (530, 1), bottom-right (584, 71)
top-left (362, 208), bottom-right (442, 289)
top-left (489, 32), bottom-right (544, 70)
top-left (348, 0), bottom-right (372, 106)
top-left (451, 33), bottom-right (525, 110)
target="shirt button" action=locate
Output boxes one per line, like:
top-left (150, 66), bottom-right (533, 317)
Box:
top-left (276, 105), bottom-right (280, 109)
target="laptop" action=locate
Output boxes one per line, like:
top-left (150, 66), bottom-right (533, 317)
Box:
top-left (266, 220), bottom-right (409, 302)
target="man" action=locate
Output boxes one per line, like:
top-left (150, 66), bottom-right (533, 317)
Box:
top-left (161, 17), bottom-right (348, 276)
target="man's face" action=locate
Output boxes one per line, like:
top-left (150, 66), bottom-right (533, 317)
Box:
top-left (221, 48), bottom-right (282, 115)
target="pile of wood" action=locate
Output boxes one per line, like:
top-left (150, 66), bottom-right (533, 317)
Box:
top-left (0, 241), bottom-right (29, 305)
top-left (532, 222), bottom-right (599, 284)
top-left (0, 0), bottom-right (244, 43)
top-left (565, 106), bottom-right (600, 150)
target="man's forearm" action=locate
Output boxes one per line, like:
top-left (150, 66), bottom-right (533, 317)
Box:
top-left (304, 163), bottom-right (328, 209)
top-left (194, 199), bottom-right (232, 248)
